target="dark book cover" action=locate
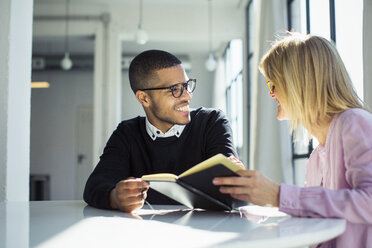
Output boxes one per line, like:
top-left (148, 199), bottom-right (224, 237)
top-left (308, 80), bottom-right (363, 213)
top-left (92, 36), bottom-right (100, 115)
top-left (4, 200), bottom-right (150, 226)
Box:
top-left (147, 164), bottom-right (247, 211)
top-left (179, 163), bottom-right (246, 210)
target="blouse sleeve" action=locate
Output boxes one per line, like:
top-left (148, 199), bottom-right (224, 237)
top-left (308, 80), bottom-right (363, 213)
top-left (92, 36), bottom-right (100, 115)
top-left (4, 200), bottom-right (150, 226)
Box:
top-left (279, 110), bottom-right (372, 224)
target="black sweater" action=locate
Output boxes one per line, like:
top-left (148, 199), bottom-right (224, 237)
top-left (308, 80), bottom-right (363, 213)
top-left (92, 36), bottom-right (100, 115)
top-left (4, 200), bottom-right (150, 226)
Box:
top-left (83, 107), bottom-right (237, 209)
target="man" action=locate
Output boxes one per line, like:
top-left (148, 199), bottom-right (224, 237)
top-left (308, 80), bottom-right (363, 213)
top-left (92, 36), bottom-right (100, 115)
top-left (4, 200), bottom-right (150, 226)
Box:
top-left (83, 50), bottom-right (237, 213)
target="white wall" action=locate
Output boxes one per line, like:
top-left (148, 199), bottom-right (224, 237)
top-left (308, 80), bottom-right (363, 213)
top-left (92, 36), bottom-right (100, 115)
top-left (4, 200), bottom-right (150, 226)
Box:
top-left (31, 71), bottom-right (93, 200)
top-left (121, 70), bottom-right (144, 121)
top-left (188, 56), bottom-right (215, 109)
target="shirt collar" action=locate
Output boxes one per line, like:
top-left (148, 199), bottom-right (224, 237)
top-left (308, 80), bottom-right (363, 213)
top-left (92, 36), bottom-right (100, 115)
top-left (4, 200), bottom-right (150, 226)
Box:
top-left (145, 118), bottom-right (185, 140)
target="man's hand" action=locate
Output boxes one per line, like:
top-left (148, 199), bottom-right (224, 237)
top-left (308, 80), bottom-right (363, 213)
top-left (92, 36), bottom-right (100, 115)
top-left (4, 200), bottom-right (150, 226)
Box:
top-left (110, 178), bottom-right (149, 213)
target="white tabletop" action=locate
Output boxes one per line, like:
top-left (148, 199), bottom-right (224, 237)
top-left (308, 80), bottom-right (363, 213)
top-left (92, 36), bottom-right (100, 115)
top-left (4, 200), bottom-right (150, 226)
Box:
top-left (0, 200), bottom-right (346, 248)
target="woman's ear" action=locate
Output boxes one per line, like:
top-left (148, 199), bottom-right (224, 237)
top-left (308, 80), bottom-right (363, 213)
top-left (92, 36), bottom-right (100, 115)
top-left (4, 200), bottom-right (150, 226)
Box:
top-left (135, 90), bottom-right (151, 107)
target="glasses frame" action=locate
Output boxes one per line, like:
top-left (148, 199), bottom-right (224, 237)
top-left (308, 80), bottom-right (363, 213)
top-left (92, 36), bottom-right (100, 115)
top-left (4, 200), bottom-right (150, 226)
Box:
top-left (267, 79), bottom-right (275, 93)
top-left (139, 78), bottom-right (196, 98)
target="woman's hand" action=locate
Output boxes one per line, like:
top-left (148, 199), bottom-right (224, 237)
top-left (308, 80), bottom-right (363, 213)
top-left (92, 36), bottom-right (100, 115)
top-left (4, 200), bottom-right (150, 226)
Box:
top-left (213, 170), bottom-right (280, 207)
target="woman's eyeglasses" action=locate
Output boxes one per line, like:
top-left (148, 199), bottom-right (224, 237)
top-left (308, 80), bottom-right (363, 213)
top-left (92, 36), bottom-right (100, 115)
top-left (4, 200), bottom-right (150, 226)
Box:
top-left (139, 79), bottom-right (197, 98)
top-left (267, 79), bottom-right (275, 93)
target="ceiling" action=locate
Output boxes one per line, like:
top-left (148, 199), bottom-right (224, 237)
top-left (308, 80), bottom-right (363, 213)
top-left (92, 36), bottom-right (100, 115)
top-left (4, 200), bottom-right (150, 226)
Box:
top-left (32, 37), bottom-right (231, 57)
top-left (32, 0), bottom-right (246, 57)
top-left (34, 0), bottom-right (244, 8)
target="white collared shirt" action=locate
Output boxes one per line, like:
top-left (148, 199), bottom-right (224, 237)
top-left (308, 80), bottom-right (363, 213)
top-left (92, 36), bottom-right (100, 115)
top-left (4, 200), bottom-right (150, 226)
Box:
top-left (145, 118), bottom-right (186, 140)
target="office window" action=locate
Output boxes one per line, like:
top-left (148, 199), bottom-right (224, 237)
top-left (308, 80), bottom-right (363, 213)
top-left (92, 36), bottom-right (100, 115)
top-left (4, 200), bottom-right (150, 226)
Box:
top-left (296, 0), bottom-right (364, 99)
top-left (288, 0), bottom-right (312, 185)
top-left (309, 0), bottom-right (331, 38)
top-left (288, 0), bottom-right (307, 33)
top-left (287, 0), bottom-right (364, 185)
top-left (225, 40), bottom-right (244, 155)
top-left (335, 0), bottom-right (364, 99)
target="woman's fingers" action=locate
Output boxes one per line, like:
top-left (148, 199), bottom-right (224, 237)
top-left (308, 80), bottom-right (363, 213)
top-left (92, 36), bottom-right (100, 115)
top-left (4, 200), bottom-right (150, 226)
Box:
top-left (219, 185), bottom-right (250, 194)
top-left (213, 170), bottom-right (259, 186)
top-left (213, 169), bottom-right (280, 207)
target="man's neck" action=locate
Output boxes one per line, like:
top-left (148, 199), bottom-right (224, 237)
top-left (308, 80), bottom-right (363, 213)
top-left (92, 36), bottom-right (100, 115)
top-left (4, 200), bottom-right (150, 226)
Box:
top-left (148, 120), bottom-right (173, 133)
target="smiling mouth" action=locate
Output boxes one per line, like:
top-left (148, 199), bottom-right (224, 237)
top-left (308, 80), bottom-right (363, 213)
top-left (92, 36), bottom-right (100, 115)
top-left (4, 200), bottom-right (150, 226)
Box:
top-left (176, 105), bottom-right (189, 112)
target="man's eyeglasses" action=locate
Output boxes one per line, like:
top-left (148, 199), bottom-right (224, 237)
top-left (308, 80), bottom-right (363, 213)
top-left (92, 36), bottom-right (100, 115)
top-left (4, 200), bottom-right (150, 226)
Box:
top-left (267, 79), bottom-right (275, 93)
top-left (139, 79), bottom-right (196, 98)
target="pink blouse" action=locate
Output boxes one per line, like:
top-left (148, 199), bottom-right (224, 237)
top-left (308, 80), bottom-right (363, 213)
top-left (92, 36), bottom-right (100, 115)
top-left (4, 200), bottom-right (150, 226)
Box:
top-left (279, 108), bottom-right (372, 248)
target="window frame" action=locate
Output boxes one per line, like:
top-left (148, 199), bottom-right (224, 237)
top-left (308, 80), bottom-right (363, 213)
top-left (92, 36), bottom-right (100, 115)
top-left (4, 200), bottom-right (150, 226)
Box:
top-left (287, 0), bottom-right (336, 184)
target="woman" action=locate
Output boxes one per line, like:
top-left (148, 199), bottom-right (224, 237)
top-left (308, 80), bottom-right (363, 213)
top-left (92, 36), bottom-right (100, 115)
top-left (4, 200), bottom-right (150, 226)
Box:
top-left (213, 33), bottom-right (372, 248)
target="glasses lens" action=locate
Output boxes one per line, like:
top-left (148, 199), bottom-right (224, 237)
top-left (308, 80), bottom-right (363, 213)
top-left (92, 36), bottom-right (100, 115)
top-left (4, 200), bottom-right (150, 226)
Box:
top-left (187, 79), bottom-right (196, 93)
top-left (171, 84), bottom-right (183, 98)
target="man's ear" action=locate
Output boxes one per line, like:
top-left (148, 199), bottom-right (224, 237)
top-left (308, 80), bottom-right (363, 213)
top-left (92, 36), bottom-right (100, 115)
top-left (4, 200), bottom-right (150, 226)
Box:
top-left (135, 90), bottom-right (151, 107)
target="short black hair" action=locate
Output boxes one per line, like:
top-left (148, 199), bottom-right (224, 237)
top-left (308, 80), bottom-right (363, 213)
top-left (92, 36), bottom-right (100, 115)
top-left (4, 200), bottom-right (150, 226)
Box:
top-left (129, 50), bottom-right (182, 93)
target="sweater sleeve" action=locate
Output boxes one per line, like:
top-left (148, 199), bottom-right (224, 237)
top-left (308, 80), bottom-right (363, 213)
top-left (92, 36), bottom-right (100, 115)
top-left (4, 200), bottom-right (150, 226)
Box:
top-left (279, 111), bottom-right (372, 224)
top-left (204, 109), bottom-right (238, 159)
top-left (83, 124), bottom-right (131, 209)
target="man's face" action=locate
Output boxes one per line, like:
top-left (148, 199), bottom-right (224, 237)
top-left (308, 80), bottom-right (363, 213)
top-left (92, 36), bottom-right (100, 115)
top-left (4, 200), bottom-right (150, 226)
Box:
top-left (142, 65), bottom-right (193, 133)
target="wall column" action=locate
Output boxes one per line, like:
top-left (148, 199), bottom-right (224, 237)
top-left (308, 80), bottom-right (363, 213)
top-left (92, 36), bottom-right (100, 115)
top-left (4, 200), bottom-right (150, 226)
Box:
top-left (0, 0), bottom-right (33, 201)
top-left (249, 0), bottom-right (291, 183)
top-left (93, 19), bottom-right (122, 166)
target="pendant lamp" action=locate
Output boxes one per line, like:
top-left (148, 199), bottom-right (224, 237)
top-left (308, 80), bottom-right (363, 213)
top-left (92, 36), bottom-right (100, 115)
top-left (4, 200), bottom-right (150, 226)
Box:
top-left (205, 0), bottom-right (216, 72)
top-left (136, 0), bottom-right (148, 45)
top-left (60, 0), bottom-right (73, 70)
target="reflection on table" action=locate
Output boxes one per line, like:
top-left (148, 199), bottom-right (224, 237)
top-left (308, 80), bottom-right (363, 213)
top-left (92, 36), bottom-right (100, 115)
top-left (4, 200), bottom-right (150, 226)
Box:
top-left (0, 201), bottom-right (346, 248)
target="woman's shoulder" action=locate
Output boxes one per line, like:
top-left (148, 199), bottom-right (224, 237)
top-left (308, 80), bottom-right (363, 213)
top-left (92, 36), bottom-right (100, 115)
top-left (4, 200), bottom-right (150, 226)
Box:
top-left (334, 108), bottom-right (372, 135)
top-left (337, 108), bottom-right (372, 123)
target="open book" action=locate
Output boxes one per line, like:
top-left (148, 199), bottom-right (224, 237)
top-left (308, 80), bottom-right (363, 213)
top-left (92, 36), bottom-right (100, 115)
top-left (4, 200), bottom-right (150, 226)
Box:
top-left (141, 154), bottom-right (247, 211)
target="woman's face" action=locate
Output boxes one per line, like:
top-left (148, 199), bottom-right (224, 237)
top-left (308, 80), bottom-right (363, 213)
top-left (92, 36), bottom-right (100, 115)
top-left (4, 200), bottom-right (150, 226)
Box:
top-left (269, 84), bottom-right (288, 120)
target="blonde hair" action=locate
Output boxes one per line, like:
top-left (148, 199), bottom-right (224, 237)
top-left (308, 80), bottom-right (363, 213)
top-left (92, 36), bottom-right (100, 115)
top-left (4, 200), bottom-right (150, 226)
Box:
top-left (259, 32), bottom-right (366, 134)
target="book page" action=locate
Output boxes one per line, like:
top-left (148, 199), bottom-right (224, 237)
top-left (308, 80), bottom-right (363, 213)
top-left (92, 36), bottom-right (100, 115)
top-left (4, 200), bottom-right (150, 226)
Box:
top-left (178, 154), bottom-right (242, 178)
top-left (141, 173), bottom-right (178, 182)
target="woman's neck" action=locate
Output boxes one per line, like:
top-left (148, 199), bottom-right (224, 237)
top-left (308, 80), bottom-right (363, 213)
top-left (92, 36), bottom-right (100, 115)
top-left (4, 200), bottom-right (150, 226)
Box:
top-left (309, 117), bottom-right (333, 146)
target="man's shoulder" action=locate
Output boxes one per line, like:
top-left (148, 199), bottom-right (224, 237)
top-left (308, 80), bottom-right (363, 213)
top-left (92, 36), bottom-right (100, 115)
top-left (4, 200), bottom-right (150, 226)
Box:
top-left (188, 108), bottom-right (229, 131)
top-left (191, 107), bottom-right (226, 119)
top-left (117, 116), bottom-right (145, 131)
